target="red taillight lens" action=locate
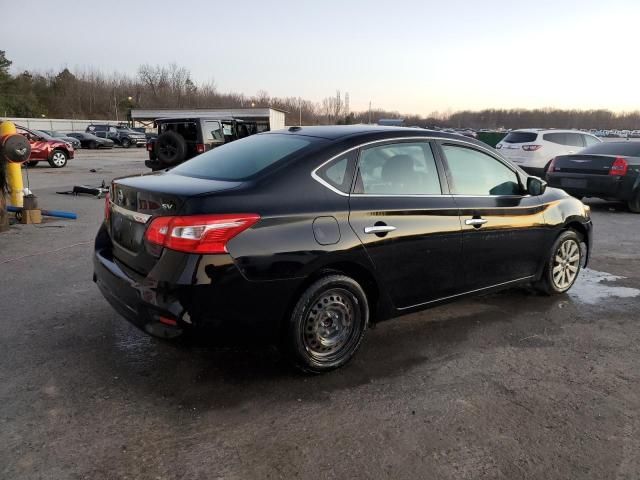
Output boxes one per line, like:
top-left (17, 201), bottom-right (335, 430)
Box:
top-left (609, 157), bottom-right (628, 176)
top-left (522, 144), bottom-right (542, 151)
top-left (146, 143), bottom-right (153, 152)
top-left (144, 214), bottom-right (260, 254)
top-left (104, 191), bottom-right (111, 221)
top-left (196, 143), bottom-right (205, 154)
top-left (548, 157), bottom-right (557, 173)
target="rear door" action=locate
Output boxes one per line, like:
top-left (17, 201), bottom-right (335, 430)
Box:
top-left (438, 142), bottom-right (549, 290)
top-left (348, 140), bottom-right (463, 309)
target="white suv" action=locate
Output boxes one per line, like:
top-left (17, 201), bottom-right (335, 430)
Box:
top-left (496, 129), bottom-right (601, 176)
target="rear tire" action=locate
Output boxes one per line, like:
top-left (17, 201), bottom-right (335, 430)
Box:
top-left (534, 230), bottom-right (583, 295)
top-left (48, 150), bottom-right (68, 168)
top-left (283, 274), bottom-right (369, 374)
top-left (628, 193), bottom-right (640, 213)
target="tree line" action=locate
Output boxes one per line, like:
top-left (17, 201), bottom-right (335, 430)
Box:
top-left (1, 50), bottom-right (639, 130)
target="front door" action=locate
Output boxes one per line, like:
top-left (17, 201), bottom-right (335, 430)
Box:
top-left (437, 142), bottom-right (549, 290)
top-left (348, 140), bottom-right (463, 309)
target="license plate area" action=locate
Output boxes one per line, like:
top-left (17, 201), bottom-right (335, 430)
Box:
top-left (561, 178), bottom-right (588, 189)
top-left (111, 212), bottom-right (146, 253)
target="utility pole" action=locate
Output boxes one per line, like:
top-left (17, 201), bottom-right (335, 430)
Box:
top-left (368, 101), bottom-right (372, 124)
top-left (299, 97), bottom-right (302, 126)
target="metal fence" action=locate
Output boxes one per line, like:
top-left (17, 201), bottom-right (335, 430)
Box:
top-left (1, 117), bottom-right (132, 132)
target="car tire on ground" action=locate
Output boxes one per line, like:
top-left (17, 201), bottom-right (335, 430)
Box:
top-left (533, 229), bottom-right (583, 295)
top-left (155, 131), bottom-right (187, 167)
top-left (283, 274), bottom-right (369, 374)
top-left (48, 150), bottom-right (68, 168)
top-left (627, 193), bottom-right (640, 213)
top-left (121, 138), bottom-right (131, 148)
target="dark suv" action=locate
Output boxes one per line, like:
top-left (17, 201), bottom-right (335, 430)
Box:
top-left (86, 124), bottom-right (147, 148)
top-left (145, 117), bottom-right (260, 171)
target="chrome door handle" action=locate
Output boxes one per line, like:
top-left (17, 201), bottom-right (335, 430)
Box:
top-left (465, 218), bottom-right (488, 226)
top-left (364, 225), bottom-right (397, 234)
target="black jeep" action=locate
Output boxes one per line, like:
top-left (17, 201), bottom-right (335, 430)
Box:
top-left (145, 117), bottom-right (259, 171)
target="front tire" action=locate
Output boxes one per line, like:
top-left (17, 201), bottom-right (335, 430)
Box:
top-left (121, 138), bottom-right (131, 148)
top-left (48, 150), bottom-right (68, 168)
top-left (283, 274), bottom-right (369, 374)
top-left (534, 230), bottom-right (582, 295)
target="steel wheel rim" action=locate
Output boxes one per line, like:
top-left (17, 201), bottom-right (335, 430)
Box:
top-left (52, 152), bottom-right (66, 166)
top-left (552, 239), bottom-right (580, 289)
top-left (303, 288), bottom-right (357, 360)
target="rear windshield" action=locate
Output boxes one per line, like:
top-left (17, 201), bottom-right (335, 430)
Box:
top-left (171, 133), bottom-right (314, 181)
top-left (580, 142), bottom-right (640, 157)
top-left (503, 132), bottom-right (538, 143)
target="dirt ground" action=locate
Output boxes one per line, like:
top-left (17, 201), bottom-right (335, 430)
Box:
top-left (1, 149), bottom-right (639, 479)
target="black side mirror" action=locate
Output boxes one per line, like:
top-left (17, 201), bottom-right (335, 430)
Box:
top-left (527, 176), bottom-right (547, 196)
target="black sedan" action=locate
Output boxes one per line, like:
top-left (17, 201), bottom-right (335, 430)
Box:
top-left (67, 132), bottom-right (114, 149)
top-left (94, 126), bottom-right (592, 373)
top-left (38, 130), bottom-right (82, 150)
top-left (547, 141), bottom-right (640, 212)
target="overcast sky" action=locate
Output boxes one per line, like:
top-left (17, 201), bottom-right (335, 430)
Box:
top-left (3, 0), bottom-right (638, 115)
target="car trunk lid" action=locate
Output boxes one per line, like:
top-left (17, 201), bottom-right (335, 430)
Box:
top-left (108, 173), bottom-right (242, 274)
top-left (551, 154), bottom-right (620, 175)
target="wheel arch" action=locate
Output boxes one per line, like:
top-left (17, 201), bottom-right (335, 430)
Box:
top-left (282, 260), bottom-right (386, 332)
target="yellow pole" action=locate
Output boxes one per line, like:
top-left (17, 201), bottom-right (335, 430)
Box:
top-left (0, 121), bottom-right (24, 208)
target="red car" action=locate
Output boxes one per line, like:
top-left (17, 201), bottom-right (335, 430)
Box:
top-left (17, 126), bottom-right (74, 168)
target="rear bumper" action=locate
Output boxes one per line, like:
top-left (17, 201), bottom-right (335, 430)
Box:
top-left (547, 172), bottom-right (633, 200)
top-left (93, 225), bottom-right (299, 338)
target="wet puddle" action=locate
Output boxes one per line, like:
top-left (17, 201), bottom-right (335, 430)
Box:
top-left (569, 268), bottom-right (640, 304)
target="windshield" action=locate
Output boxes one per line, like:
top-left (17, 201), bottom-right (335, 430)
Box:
top-left (171, 133), bottom-right (316, 181)
top-left (503, 132), bottom-right (538, 143)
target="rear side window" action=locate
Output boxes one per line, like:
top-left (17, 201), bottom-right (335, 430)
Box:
top-left (543, 132), bottom-right (584, 147)
top-left (583, 134), bottom-right (600, 147)
top-left (442, 145), bottom-right (521, 196)
top-left (171, 134), bottom-right (313, 181)
top-left (354, 142), bottom-right (441, 195)
top-left (580, 142), bottom-right (640, 156)
top-left (315, 151), bottom-right (357, 193)
top-left (503, 132), bottom-right (538, 143)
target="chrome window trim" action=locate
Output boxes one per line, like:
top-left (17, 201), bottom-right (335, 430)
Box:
top-left (310, 135), bottom-right (520, 198)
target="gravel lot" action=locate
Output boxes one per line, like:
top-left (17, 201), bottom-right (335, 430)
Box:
top-left (1, 148), bottom-right (639, 479)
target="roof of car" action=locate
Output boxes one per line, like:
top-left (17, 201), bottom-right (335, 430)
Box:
top-left (510, 128), bottom-right (596, 134)
top-left (268, 125), bottom-right (484, 143)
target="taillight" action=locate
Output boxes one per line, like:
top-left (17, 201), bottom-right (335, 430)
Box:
top-left (104, 191), bottom-right (111, 221)
top-left (522, 145), bottom-right (542, 151)
top-left (196, 143), bottom-right (205, 154)
top-left (609, 157), bottom-right (628, 176)
top-left (146, 143), bottom-right (153, 152)
top-left (144, 214), bottom-right (260, 254)
top-left (548, 157), bottom-right (557, 173)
